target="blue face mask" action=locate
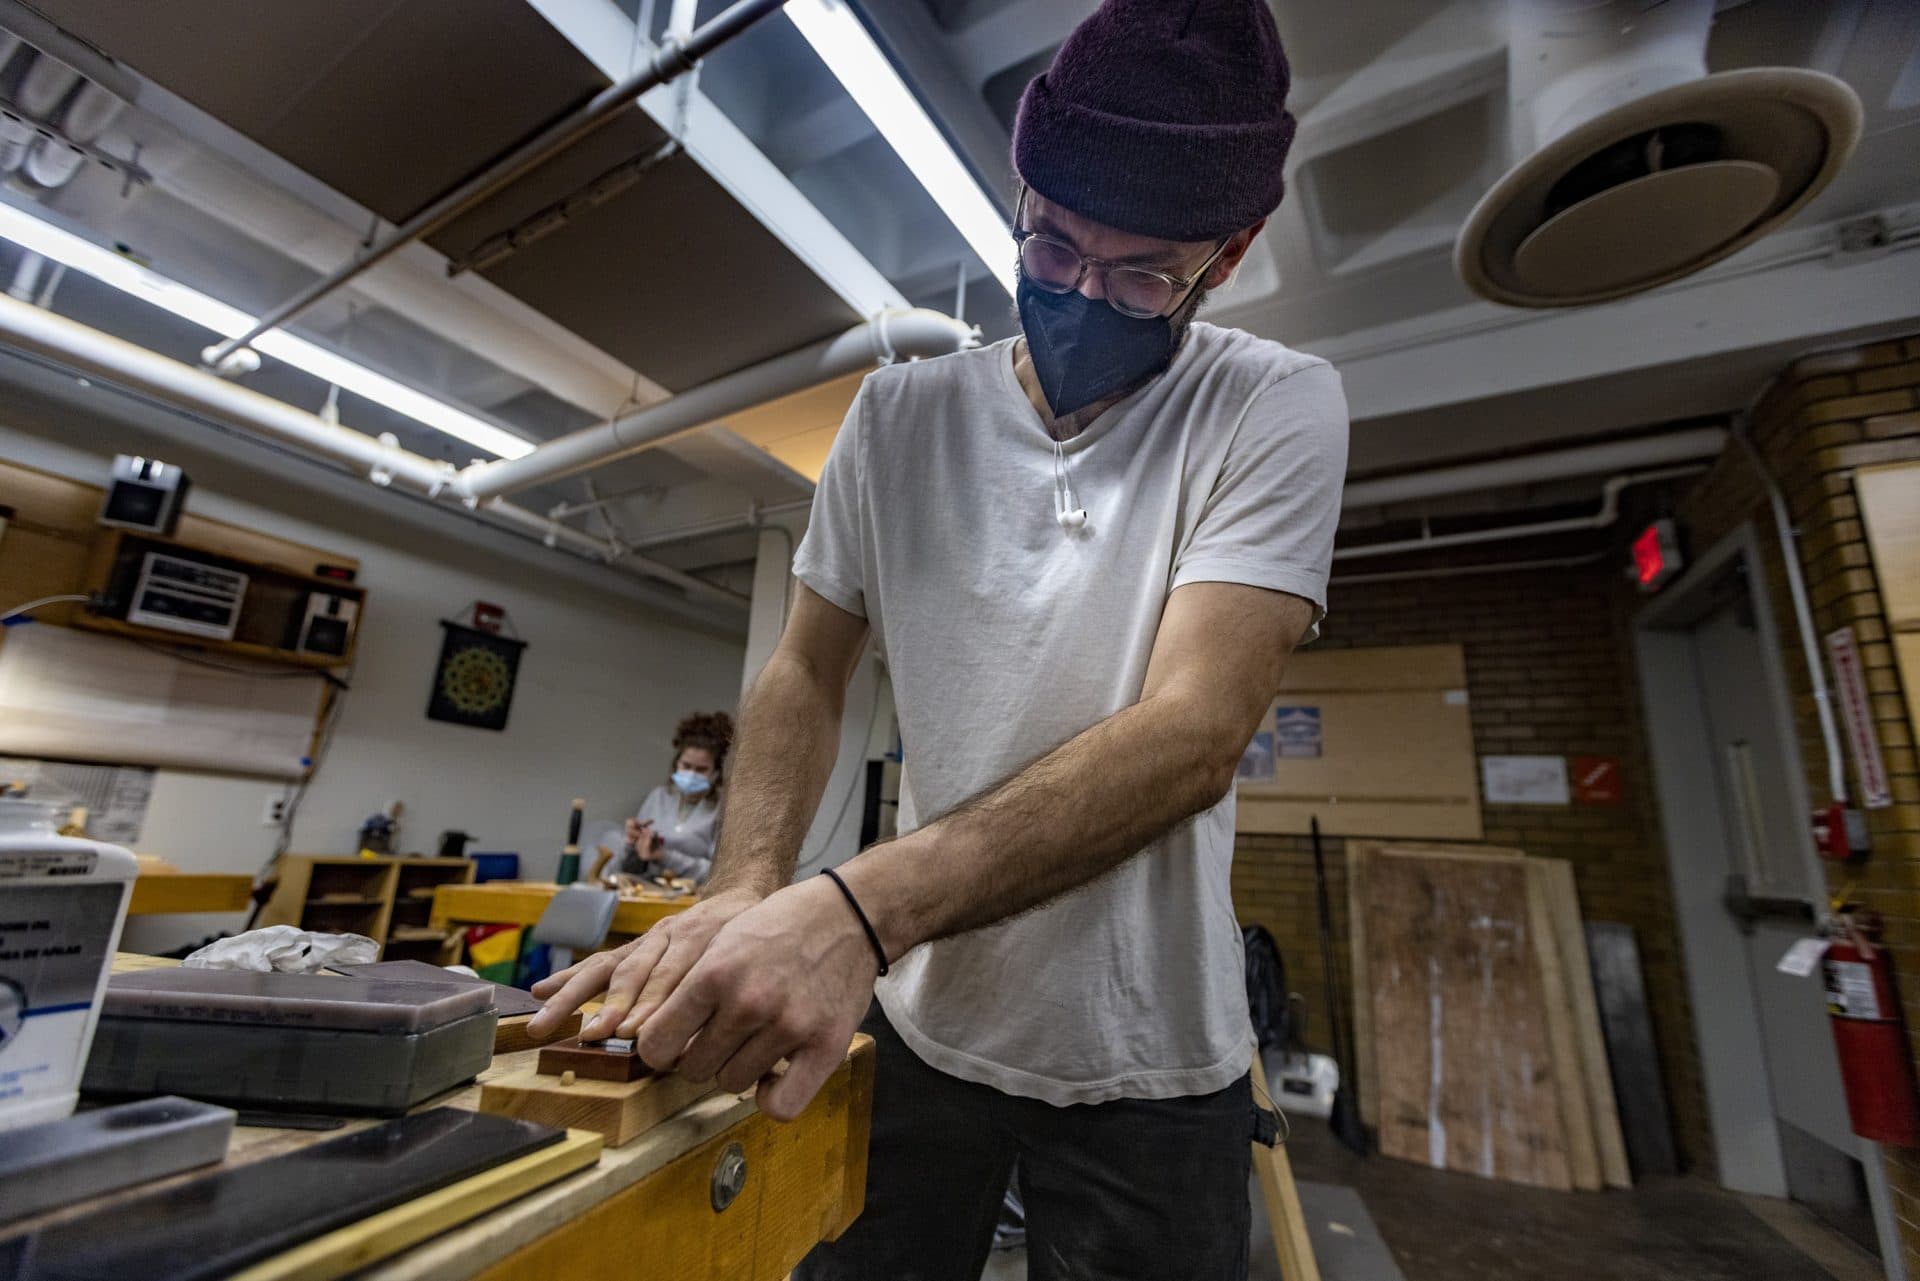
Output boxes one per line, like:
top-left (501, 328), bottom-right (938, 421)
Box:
top-left (1017, 278), bottom-right (1178, 418)
top-left (671, 769), bottom-right (711, 797)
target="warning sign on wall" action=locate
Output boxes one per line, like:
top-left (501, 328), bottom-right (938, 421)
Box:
top-left (1826, 626), bottom-right (1892, 809)
top-left (1571, 756), bottom-right (1621, 806)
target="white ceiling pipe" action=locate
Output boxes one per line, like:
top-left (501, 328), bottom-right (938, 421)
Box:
top-left (0, 112), bottom-right (31, 172)
top-left (475, 497), bottom-right (746, 608)
top-left (59, 80), bottom-right (125, 145)
top-left (15, 53), bottom-right (79, 120)
top-left (0, 290), bottom-right (452, 492)
top-left (1342, 425), bottom-right (1726, 510)
top-left (21, 138), bottom-right (86, 190)
top-left (460, 307), bottom-right (978, 501)
top-left (7, 251), bottom-right (44, 302)
top-left (0, 292), bottom-right (747, 613)
top-left (1335, 464), bottom-right (1705, 561)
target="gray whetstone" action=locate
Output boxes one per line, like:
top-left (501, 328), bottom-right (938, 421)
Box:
top-left (328, 959), bottom-right (544, 1017)
top-left (1586, 921), bottom-right (1680, 1177)
top-left (104, 969), bottom-right (493, 1032)
top-left (0, 1096), bottom-right (235, 1223)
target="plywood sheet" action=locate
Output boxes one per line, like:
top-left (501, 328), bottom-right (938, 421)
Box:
top-left (1855, 462), bottom-right (1920, 630)
top-left (1522, 862), bottom-right (1603, 1191)
top-left (1346, 840), bottom-right (1523, 1128)
top-left (1538, 860), bottom-right (1632, 1188)
top-left (1283, 644), bottom-right (1468, 692)
top-left (1238, 645), bottom-right (1480, 840)
top-left (1345, 840), bottom-right (1380, 1129)
top-left (1362, 850), bottom-right (1573, 1189)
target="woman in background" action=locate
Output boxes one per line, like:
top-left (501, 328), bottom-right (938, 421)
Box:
top-left (594, 711), bottom-right (731, 886)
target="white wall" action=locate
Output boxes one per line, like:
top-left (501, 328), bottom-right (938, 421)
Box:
top-left (740, 517), bottom-right (897, 874)
top-left (0, 380), bottom-right (746, 953)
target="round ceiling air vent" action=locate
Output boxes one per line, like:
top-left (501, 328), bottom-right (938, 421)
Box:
top-left (1456, 68), bottom-right (1861, 307)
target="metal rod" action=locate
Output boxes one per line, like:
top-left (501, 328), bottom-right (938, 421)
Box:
top-left (1734, 416), bottom-right (1849, 805)
top-left (202, 0), bottom-right (786, 367)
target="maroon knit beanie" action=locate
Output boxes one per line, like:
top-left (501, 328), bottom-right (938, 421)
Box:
top-left (1012, 0), bottom-right (1296, 242)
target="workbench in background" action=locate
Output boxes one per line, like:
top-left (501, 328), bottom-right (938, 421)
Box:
top-left (126, 870), bottom-right (255, 916)
top-left (431, 881), bottom-right (693, 950)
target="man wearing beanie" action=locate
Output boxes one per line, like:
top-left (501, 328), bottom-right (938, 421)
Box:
top-left (528, 1), bottom-right (1348, 1275)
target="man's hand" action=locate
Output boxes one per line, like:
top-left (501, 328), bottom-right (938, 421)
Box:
top-left (526, 887), bottom-right (760, 1040)
top-left (633, 875), bottom-right (878, 1121)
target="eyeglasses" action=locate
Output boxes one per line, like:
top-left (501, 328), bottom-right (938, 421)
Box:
top-left (1012, 189), bottom-right (1228, 320)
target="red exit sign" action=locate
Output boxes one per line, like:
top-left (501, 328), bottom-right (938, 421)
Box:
top-left (1633, 519), bottom-right (1682, 593)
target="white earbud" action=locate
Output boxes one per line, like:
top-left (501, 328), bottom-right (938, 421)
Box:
top-left (1052, 439), bottom-right (1087, 534)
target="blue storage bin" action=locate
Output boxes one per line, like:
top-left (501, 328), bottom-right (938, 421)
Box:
top-left (470, 852), bottom-right (520, 882)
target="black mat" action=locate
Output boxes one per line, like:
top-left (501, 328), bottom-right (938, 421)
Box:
top-left (0, 1108), bottom-right (562, 1281)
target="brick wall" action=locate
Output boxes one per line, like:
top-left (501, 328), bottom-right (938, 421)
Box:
top-left (1665, 333), bottom-right (1920, 1270)
top-left (1232, 563), bottom-right (1713, 1171)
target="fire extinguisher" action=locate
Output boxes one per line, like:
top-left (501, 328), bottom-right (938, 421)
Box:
top-left (1824, 910), bottom-right (1920, 1146)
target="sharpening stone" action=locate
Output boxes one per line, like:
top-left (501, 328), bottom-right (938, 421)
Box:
top-left (328, 958), bottom-right (544, 1017)
top-left (83, 1010), bottom-right (498, 1116)
top-left (0, 1096), bottom-right (235, 1224)
top-left (103, 968), bottom-right (493, 1032)
top-left (1, 1107), bottom-right (564, 1281)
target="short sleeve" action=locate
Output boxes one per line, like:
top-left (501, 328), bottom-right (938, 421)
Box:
top-left (792, 381), bottom-right (869, 618)
top-left (1171, 361), bottom-right (1349, 633)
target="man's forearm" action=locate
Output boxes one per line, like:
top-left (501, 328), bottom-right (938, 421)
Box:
top-left (839, 688), bottom-right (1246, 959)
top-left (705, 650), bottom-right (846, 900)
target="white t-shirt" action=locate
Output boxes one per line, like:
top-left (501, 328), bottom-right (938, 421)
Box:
top-left (793, 321), bottom-right (1349, 1106)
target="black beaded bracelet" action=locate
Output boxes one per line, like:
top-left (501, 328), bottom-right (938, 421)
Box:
top-left (820, 867), bottom-right (889, 977)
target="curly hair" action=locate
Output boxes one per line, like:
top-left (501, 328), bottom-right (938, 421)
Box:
top-left (671, 711), bottom-right (735, 782)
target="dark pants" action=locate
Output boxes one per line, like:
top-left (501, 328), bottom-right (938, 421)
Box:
top-left (797, 1002), bottom-right (1253, 1281)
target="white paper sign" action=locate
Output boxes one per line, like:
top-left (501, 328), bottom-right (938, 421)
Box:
top-left (1776, 937), bottom-right (1829, 978)
top-left (1480, 755), bottom-right (1571, 805)
top-left (0, 757), bottom-right (154, 844)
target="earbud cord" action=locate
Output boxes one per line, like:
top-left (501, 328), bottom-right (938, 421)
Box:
top-left (1053, 438), bottom-right (1080, 519)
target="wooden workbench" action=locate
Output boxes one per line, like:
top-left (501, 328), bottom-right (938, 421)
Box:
top-left (430, 881), bottom-right (693, 946)
top-left (4, 955), bottom-right (875, 1280)
top-left (126, 872), bottom-right (255, 916)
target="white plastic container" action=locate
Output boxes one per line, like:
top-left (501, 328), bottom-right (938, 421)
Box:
top-left (0, 798), bottom-right (139, 1130)
top-left (1271, 1050), bottom-right (1341, 1121)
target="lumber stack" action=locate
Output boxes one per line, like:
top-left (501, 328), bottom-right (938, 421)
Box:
top-left (1346, 840), bottom-right (1630, 1192)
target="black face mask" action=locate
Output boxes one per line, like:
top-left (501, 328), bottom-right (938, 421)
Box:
top-left (1017, 279), bottom-right (1179, 418)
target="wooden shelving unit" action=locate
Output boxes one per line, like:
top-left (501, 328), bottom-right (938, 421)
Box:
top-left (257, 855), bottom-right (474, 962)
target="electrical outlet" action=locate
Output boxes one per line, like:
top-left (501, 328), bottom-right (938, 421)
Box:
top-left (262, 793), bottom-right (288, 827)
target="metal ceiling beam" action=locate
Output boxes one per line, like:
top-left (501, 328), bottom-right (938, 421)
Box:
top-left (526, 0), bottom-right (908, 317)
top-left (201, 0), bottom-right (789, 369)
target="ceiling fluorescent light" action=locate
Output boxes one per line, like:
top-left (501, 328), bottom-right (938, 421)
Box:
top-left (785, 0), bottom-right (1016, 297)
top-left (0, 200), bottom-right (535, 460)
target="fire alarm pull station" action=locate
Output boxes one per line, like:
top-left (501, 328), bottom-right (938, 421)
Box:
top-left (1812, 803), bottom-right (1869, 861)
